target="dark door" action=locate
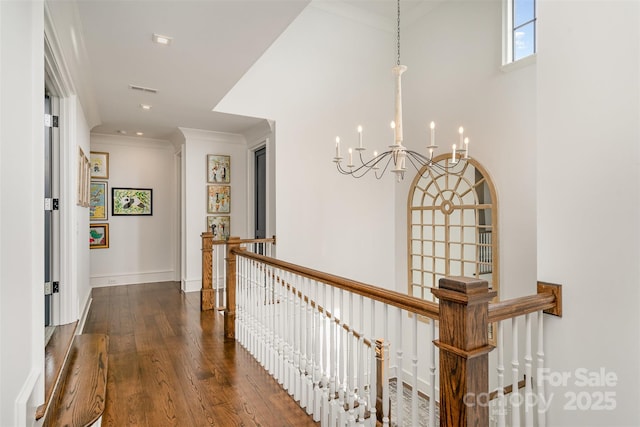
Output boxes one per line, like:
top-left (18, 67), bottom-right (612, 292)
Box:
top-left (255, 147), bottom-right (267, 241)
top-left (44, 94), bottom-right (53, 326)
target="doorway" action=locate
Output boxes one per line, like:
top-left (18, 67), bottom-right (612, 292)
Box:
top-left (44, 92), bottom-right (60, 339)
top-left (254, 147), bottom-right (267, 254)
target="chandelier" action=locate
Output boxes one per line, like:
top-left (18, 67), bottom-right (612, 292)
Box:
top-left (332, 0), bottom-right (470, 182)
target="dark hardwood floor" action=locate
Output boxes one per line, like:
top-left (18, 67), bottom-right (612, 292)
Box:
top-left (84, 281), bottom-right (318, 427)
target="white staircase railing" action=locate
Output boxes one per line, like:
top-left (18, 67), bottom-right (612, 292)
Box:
top-left (204, 236), bottom-right (562, 427)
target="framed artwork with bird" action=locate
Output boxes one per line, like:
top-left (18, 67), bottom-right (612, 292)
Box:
top-left (90, 223), bottom-right (109, 249)
top-left (112, 188), bottom-right (153, 216)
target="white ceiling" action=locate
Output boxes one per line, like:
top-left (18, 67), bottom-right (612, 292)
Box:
top-left (66, 0), bottom-right (434, 140)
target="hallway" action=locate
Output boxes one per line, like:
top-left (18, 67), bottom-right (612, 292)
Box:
top-left (83, 282), bottom-right (318, 426)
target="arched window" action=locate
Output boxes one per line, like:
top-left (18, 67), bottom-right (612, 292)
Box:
top-left (407, 155), bottom-right (498, 301)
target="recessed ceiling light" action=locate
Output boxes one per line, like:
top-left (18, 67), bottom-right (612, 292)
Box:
top-left (117, 130), bottom-right (127, 134)
top-left (152, 33), bottom-right (172, 45)
top-left (140, 104), bottom-right (152, 110)
top-left (136, 132), bottom-right (144, 136)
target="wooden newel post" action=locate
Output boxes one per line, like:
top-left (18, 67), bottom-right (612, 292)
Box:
top-left (201, 232), bottom-right (214, 311)
top-left (224, 237), bottom-right (242, 340)
top-left (431, 277), bottom-right (497, 427)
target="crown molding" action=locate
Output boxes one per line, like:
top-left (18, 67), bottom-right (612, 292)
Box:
top-left (178, 127), bottom-right (246, 145)
top-left (44, 0), bottom-right (101, 129)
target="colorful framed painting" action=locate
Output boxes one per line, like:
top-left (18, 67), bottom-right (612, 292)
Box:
top-left (112, 188), bottom-right (153, 216)
top-left (207, 185), bottom-right (230, 214)
top-left (207, 216), bottom-right (231, 240)
top-left (90, 181), bottom-right (108, 220)
top-left (89, 223), bottom-right (109, 249)
top-left (90, 151), bottom-right (109, 179)
top-left (207, 154), bottom-right (230, 183)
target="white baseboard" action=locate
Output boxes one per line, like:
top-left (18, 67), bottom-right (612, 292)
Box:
top-left (182, 278), bottom-right (201, 293)
top-left (90, 269), bottom-right (175, 287)
top-left (14, 368), bottom-right (42, 427)
top-left (77, 295), bottom-right (92, 334)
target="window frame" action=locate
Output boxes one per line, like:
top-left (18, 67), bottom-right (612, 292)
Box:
top-left (406, 155), bottom-right (499, 303)
top-left (503, 0), bottom-right (537, 66)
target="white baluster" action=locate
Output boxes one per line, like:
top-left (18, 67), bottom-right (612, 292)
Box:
top-left (277, 268), bottom-right (285, 386)
top-left (497, 320), bottom-right (506, 427)
top-left (357, 296), bottom-right (366, 425)
top-left (511, 317), bottom-right (521, 427)
top-left (259, 262), bottom-right (267, 367)
top-left (395, 307), bottom-right (403, 427)
top-left (537, 311), bottom-right (546, 427)
top-left (247, 258), bottom-right (254, 355)
top-left (224, 244), bottom-right (228, 309)
top-left (428, 321), bottom-right (436, 427)
top-left (300, 278), bottom-right (308, 409)
top-left (266, 265), bottom-right (274, 376)
top-left (313, 281), bottom-right (323, 421)
top-left (288, 271), bottom-right (296, 395)
top-left (382, 305), bottom-right (390, 427)
top-left (525, 313), bottom-right (534, 426)
top-left (411, 313), bottom-right (418, 426)
top-left (369, 299), bottom-right (377, 427)
top-left (293, 273), bottom-right (301, 401)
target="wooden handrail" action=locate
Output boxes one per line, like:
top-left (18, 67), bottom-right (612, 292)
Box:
top-left (203, 234), bottom-right (276, 248)
top-left (488, 282), bottom-right (562, 323)
top-left (231, 248), bottom-right (440, 320)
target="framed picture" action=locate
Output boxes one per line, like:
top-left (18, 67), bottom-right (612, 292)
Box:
top-left (90, 181), bottom-right (108, 220)
top-left (90, 151), bottom-right (109, 179)
top-left (207, 154), bottom-right (230, 183)
top-left (112, 188), bottom-right (153, 216)
top-left (207, 185), bottom-right (230, 214)
top-left (77, 148), bottom-right (91, 207)
top-left (89, 223), bottom-right (109, 249)
top-left (207, 216), bottom-right (230, 240)
top-left (83, 156), bottom-right (91, 207)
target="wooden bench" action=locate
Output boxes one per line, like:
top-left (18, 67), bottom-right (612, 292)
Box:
top-left (42, 333), bottom-right (109, 427)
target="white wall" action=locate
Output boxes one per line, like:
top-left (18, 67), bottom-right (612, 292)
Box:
top-left (0, 1), bottom-right (46, 425)
top-left (180, 128), bottom-right (249, 292)
top-left (219, 1), bottom-right (640, 425)
top-left (70, 96), bottom-right (92, 323)
top-left (216, 3), bottom-right (397, 289)
top-left (90, 134), bottom-right (177, 286)
top-left (398, 0), bottom-right (538, 300)
top-left (537, 1), bottom-right (640, 425)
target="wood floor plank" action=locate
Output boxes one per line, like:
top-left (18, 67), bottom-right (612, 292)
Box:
top-left (84, 281), bottom-right (317, 426)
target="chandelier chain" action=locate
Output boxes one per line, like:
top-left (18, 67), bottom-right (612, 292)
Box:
top-left (396, 0), bottom-right (401, 66)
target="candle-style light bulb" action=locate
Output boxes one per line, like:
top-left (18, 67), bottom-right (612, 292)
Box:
top-left (430, 121), bottom-right (436, 147)
top-left (335, 136), bottom-right (341, 158)
top-left (464, 137), bottom-right (469, 158)
top-left (357, 125), bottom-right (363, 149)
top-left (348, 147), bottom-right (353, 166)
top-left (390, 121), bottom-right (397, 146)
top-left (452, 144), bottom-right (457, 163)
top-left (458, 126), bottom-right (464, 146)
top-left (373, 150), bottom-right (379, 169)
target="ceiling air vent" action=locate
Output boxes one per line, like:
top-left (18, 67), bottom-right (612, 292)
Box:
top-left (129, 84), bottom-right (158, 94)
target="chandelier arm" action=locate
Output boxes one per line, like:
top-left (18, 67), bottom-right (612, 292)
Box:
top-left (405, 150), bottom-right (469, 176)
top-left (375, 153), bottom-right (395, 179)
top-left (404, 152), bottom-right (428, 173)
